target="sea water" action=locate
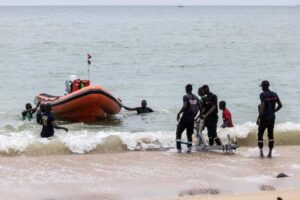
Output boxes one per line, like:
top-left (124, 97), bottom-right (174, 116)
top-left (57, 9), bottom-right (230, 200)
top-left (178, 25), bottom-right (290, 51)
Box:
top-left (0, 6), bottom-right (300, 154)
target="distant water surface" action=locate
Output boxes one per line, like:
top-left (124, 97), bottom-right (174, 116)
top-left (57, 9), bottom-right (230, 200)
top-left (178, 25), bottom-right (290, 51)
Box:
top-left (0, 6), bottom-right (300, 154)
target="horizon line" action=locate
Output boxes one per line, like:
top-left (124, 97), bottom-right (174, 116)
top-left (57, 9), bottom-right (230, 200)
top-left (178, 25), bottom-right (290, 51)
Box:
top-left (0, 4), bottom-right (298, 6)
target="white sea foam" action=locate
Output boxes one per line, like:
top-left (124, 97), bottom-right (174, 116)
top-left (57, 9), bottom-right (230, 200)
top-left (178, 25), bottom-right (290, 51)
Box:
top-left (290, 164), bottom-right (300, 170)
top-left (275, 122), bottom-right (300, 132)
top-left (0, 131), bottom-right (36, 153)
top-left (243, 175), bottom-right (274, 184)
top-left (0, 121), bottom-right (299, 155)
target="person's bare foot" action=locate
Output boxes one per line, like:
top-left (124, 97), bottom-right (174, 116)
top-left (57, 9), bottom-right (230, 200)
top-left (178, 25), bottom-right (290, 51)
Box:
top-left (260, 149), bottom-right (264, 158)
top-left (267, 150), bottom-right (272, 158)
top-left (186, 147), bottom-right (192, 153)
top-left (267, 153), bottom-right (272, 158)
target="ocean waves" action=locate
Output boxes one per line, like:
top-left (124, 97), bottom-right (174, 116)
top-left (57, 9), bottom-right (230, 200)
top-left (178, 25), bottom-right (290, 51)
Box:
top-left (0, 122), bottom-right (300, 156)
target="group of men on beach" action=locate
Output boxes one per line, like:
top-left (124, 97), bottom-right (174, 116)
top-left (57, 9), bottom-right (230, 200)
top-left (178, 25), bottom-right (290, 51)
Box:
top-left (175, 84), bottom-right (231, 153)
top-left (22, 80), bottom-right (282, 158)
top-left (175, 80), bottom-right (282, 158)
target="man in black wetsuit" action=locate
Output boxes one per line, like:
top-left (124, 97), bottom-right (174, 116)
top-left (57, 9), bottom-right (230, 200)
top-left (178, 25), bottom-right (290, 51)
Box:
top-left (40, 104), bottom-right (68, 138)
top-left (123, 100), bottom-right (154, 114)
top-left (176, 84), bottom-right (201, 153)
top-left (257, 80), bottom-right (282, 158)
top-left (201, 85), bottom-right (222, 146)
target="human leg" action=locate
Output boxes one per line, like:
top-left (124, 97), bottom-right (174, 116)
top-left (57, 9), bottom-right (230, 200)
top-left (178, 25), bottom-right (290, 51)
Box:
top-left (258, 120), bottom-right (267, 157)
top-left (176, 123), bottom-right (186, 152)
top-left (185, 118), bottom-right (194, 153)
top-left (267, 116), bottom-right (275, 158)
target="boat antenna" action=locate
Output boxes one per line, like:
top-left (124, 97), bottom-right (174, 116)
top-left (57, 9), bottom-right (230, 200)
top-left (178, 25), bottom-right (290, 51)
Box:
top-left (87, 53), bottom-right (92, 80)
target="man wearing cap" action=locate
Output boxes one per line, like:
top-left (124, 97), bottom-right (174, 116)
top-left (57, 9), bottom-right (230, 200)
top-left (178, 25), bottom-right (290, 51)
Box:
top-left (257, 80), bottom-right (282, 158)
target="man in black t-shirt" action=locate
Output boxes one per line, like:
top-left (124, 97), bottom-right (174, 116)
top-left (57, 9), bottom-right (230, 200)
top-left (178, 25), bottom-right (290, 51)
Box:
top-left (257, 80), bottom-right (282, 158)
top-left (201, 85), bottom-right (222, 146)
top-left (176, 84), bottom-right (201, 153)
top-left (40, 104), bottom-right (68, 138)
top-left (123, 100), bottom-right (154, 114)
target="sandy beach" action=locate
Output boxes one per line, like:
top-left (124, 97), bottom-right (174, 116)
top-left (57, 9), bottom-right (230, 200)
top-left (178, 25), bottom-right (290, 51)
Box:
top-left (165, 189), bottom-right (300, 200)
top-left (1, 146), bottom-right (300, 200)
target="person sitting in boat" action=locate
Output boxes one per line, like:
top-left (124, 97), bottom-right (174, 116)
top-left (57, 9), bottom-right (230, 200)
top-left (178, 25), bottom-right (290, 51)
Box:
top-left (65, 75), bottom-right (80, 94)
top-left (40, 103), bottom-right (68, 138)
top-left (123, 100), bottom-right (154, 114)
top-left (65, 79), bottom-right (73, 94)
top-left (21, 102), bottom-right (40, 121)
top-left (78, 80), bottom-right (85, 89)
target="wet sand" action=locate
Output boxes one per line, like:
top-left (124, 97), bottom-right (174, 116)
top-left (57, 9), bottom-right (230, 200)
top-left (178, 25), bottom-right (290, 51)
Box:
top-left (0, 146), bottom-right (300, 200)
top-left (164, 189), bottom-right (300, 200)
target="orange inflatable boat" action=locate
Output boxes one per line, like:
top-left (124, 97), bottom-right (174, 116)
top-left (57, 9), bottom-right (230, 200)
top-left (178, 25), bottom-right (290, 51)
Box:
top-left (35, 79), bottom-right (122, 122)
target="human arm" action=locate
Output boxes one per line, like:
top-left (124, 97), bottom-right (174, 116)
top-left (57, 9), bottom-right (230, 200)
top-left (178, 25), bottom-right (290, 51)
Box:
top-left (221, 120), bottom-right (231, 128)
top-left (275, 95), bottom-right (283, 112)
top-left (257, 95), bottom-right (265, 125)
top-left (22, 102), bottom-right (40, 117)
top-left (177, 96), bottom-right (188, 121)
top-left (31, 102), bottom-right (41, 114)
top-left (51, 121), bottom-right (68, 132)
top-left (122, 105), bottom-right (137, 111)
top-left (195, 99), bottom-right (202, 120)
top-left (148, 108), bottom-right (154, 113)
top-left (202, 95), bottom-right (217, 120)
top-left (36, 111), bottom-right (42, 125)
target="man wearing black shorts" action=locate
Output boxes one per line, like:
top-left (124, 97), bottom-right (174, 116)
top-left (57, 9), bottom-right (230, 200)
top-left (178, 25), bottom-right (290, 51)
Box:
top-left (176, 84), bottom-right (201, 153)
top-left (201, 85), bottom-right (222, 146)
top-left (257, 80), bottom-right (282, 158)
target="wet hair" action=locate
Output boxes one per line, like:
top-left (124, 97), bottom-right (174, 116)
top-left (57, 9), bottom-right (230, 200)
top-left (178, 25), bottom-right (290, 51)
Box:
top-left (219, 101), bottom-right (226, 108)
top-left (141, 100), bottom-right (147, 107)
top-left (202, 85), bottom-right (209, 91)
top-left (198, 87), bottom-right (204, 96)
top-left (25, 103), bottom-right (32, 110)
top-left (40, 104), bottom-right (46, 112)
top-left (185, 84), bottom-right (193, 93)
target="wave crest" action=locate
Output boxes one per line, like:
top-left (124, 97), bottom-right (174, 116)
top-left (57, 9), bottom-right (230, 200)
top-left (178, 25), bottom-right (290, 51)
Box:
top-left (0, 122), bottom-right (299, 156)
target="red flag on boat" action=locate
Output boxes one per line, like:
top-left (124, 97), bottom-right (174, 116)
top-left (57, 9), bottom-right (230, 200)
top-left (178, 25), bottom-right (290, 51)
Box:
top-left (87, 54), bottom-right (92, 65)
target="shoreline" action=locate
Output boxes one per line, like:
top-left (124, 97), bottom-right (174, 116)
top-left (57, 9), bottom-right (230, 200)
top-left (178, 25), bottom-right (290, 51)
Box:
top-left (163, 189), bottom-right (300, 200)
top-left (1, 146), bottom-right (300, 199)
